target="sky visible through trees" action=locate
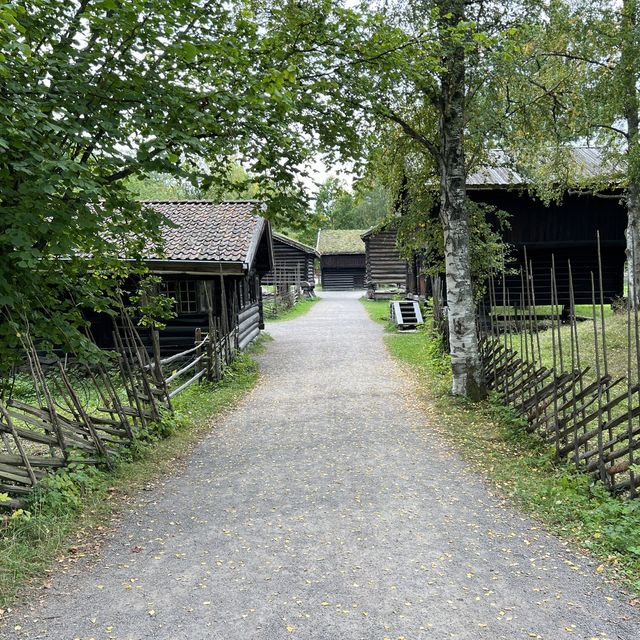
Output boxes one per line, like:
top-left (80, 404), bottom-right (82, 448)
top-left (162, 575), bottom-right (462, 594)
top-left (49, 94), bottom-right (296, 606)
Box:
top-left (1, 0), bottom-right (638, 397)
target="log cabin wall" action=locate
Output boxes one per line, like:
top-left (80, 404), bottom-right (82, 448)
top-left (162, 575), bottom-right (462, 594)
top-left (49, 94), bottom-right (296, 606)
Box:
top-left (320, 253), bottom-right (366, 290)
top-left (89, 273), bottom-right (263, 355)
top-left (262, 236), bottom-right (316, 285)
top-left (470, 189), bottom-right (627, 305)
top-left (364, 228), bottom-right (408, 288)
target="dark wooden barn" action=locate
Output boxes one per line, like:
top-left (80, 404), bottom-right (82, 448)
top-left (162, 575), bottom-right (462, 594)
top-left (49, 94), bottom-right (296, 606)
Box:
top-left (262, 231), bottom-right (318, 286)
top-left (90, 200), bottom-right (273, 354)
top-left (468, 147), bottom-right (627, 306)
top-left (362, 225), bottom-right (408, 296)
top-left (316, 229), bottom-right (367, 290)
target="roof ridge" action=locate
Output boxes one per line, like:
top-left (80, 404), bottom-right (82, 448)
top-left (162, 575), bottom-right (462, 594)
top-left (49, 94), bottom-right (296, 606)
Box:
top-left (272, 230), bottom-right (318, 255)
top-left (141, 199), bottom-right (260, 204)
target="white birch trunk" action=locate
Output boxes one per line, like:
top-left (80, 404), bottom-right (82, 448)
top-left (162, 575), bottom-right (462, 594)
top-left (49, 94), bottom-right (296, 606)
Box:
top-left (626, 183), bottom-right (640, 307)
top-left (622, 0), bottom-right (640, 307)
top-left (437, 0), bottom-right (485, 399)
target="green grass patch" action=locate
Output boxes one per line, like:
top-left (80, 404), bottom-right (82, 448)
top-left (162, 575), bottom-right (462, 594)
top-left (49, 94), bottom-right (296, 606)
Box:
top-left (536, 310), bottom-right (631, 384)
top-left (0, 338), bottom-right (266, 607)
top-left (360, 298), bottom-right (640, 594)
top-left (265, 296), bottom-right (320, 322)
top-left (359, 297), bottom-right (391, 327)
top-left (492, 304), bottom-right (614, 319)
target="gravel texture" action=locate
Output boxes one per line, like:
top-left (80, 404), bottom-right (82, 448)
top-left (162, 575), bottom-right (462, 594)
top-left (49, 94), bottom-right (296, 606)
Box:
top-left (4, 291), bottom-right (640, 640)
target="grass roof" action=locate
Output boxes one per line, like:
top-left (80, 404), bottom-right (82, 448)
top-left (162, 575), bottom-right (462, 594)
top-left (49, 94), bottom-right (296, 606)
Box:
top-left (316, 229), bottom-right (367, 255)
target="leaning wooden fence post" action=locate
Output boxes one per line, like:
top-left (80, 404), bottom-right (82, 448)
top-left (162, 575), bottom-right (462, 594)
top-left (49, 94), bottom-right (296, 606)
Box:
top-left (195, 328), bottom-right (202, 382)
top-left (57, 362), bottom-right (113, 470)
top-left (0, 400), bottom-right (37, 487)
top-left (151, 326), bottom-right (172, 412)
top-left (113, 325), bottom-right (148, 431)
top-left (94, 362), bottom-right (134, 440)
top-left (24, 334), bottom-right (68, 459)
top-left (120, 312), bottom-right (160, 422)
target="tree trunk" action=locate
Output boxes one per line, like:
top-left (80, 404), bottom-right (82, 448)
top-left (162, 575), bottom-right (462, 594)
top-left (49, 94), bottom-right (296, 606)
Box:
top-left (622, 0), bottom-right (640, 307)
top-left (437, 0), bottom-right (485, 399)
top-left (626, 183), bottom-right (640, 307)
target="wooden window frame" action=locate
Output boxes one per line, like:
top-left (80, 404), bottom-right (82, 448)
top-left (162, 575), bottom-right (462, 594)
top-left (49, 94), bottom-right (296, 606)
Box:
top-left (164, 279), bottom-right (200, 314)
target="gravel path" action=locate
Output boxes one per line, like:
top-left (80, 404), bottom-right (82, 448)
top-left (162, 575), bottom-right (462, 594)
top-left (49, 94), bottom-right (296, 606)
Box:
top-left (5, 291), bottom-right (640, 640)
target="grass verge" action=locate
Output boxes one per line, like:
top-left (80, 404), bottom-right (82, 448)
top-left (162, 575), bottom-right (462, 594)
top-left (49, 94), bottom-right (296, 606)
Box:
top-left (0, 337), bottom-right (268, 608)
top-left (265, 296), bottom-right (320, 322)
top-left (361, 298), bottom-right (640, 595)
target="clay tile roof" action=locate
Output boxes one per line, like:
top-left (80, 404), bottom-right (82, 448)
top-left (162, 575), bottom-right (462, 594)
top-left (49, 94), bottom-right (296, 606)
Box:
top-left (316, 229), bottom-right (367, 255)
top-left (142, 200), bottom-right (266, 264)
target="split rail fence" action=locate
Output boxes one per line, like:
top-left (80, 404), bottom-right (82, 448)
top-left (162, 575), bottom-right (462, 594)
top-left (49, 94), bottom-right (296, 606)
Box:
top-left (475, 237), bottom-right (640, 498)
top-left (0, 308), bottom-right (240, 503)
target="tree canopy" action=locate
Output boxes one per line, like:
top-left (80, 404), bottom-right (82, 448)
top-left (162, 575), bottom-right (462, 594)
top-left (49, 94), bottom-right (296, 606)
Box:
top-left (2, 0), bottom-right (637, 397)
top-left (314, 178), bottom-right (391, 230)
top-left (0, 0), bottom-right (358, 365)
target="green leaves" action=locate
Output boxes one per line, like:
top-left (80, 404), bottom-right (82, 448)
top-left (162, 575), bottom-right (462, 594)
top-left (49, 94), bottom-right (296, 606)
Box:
top-left (0, 0), bottom-right (355, 367)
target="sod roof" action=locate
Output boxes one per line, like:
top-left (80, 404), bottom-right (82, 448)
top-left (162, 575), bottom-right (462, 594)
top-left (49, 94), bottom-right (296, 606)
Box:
top-left (316, 229), bottom-right (367, 255)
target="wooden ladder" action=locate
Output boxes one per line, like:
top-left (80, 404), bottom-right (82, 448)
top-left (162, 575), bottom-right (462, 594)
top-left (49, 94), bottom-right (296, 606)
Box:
top-left (390, 300), bottom-right (424, 331)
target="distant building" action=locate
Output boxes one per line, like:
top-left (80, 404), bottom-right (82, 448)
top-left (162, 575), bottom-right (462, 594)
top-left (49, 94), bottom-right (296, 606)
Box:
top-left (366, 147), bottom-right (627, 305)
top-left (362, 224), bottom-right (408, 296)
top-left (263, 231), bottom-right (318, 287)
top-left (316, 229), bottom-right (366, 290)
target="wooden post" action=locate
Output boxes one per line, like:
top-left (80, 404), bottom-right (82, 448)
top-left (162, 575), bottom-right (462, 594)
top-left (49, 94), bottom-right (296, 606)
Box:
top-left (57, 362), bottom-right (113, 470)
top-left (151, 326), bottom-right (172, 412)
top-left (195, 328), bottom-right (202, 382)
top-left (112, 325), bottom-right (148, 430)
top-left (0, 400), bottom-right (37, 486)
top-left (94, 362), bottom-right (134, 440)
top-left (24, 334), bottom-right (68, 458)
top-left (219, 270), bottom-right (230, 365)
top-left (120, 314), bottom-right (160, 422)
top-left (203, 282), bottom-right (216, 382)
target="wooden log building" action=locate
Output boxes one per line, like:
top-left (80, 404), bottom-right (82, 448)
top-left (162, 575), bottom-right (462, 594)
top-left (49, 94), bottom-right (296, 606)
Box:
top-left (362, 225), bottom-right (408, 295)
top-left (467, 147), bottom-right (627, 305)
top-left (316, 229), bottom-right (367, 290)
top-left (362, 148), bottom-right (626, 306)
top-left (262, 231), bottom-right (318, 286)
top-left (90, 200), bottom-right (273, 354)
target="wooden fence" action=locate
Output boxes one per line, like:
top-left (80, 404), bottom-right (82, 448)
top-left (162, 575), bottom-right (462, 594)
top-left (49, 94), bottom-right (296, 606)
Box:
top-left (476, 238), bottom-right (639, 498)
top-left (0, 306), bottom-right (241, 503)
top-left (263, 264), bottom-right (306, 317)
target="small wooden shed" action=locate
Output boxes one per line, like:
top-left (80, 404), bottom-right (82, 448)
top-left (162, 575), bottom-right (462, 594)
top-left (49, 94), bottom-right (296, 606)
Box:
top-left (362, 225), bottom-right (408, 293)
top-left (90, 200), bottom-right (273, 354)
top-left (316, 229), bottom-right (366, 290)
top-left (262, 231), bottom-right (318, 286)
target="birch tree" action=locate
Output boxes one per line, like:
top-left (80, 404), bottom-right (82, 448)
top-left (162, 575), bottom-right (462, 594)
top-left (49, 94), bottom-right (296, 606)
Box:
top-left (268, 0), bottom-right (539, 398)
top-left (501, 0), bottom-right (640, 304)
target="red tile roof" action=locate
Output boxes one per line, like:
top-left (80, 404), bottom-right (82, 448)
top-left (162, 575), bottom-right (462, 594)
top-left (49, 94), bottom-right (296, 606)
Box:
top-left (143, 200), bottom-right (266, 264)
